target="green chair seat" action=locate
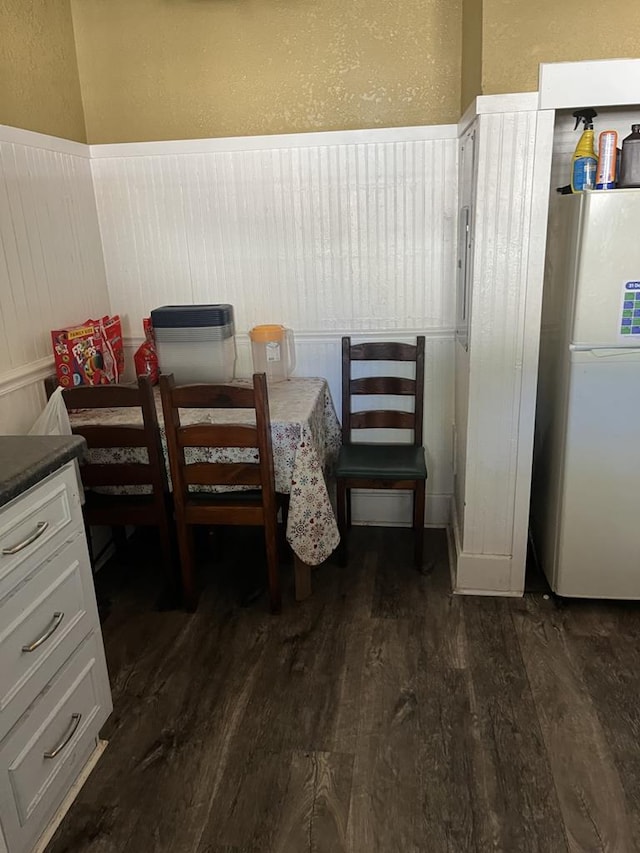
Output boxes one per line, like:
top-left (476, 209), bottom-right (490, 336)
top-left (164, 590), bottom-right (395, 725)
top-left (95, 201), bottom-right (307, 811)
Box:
top-left (336, 443), bottom-right (427, 480)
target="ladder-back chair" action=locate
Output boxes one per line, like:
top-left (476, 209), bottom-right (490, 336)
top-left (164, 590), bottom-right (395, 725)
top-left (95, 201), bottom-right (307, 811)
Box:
top-left (335, 337), bottom-right (427, 568)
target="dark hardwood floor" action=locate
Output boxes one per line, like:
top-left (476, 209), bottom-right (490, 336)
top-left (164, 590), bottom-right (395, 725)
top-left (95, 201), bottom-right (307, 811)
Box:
top-left (46, 526), bottom-right (640, 853)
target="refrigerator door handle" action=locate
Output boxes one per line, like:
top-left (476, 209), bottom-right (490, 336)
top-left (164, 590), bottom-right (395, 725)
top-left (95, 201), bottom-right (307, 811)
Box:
top-left (569, 344), bottom-right (640, 357)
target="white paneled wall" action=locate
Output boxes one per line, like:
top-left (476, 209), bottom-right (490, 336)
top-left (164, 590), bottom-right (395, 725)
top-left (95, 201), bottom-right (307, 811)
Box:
top-left (0, 126), bottom-right (110, 433)
top-left (91, 132), bottom-right (458, 338)
top-left (92, 128), bottom-right (458, 525)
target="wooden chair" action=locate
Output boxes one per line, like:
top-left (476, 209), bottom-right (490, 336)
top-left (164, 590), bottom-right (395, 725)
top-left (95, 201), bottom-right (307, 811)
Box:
top-left (335, 337), bottom-right (427, 568)
top-left (47, 375), bottom-right (176, 590)
top-left (159, 372), bottom-right (281, 613)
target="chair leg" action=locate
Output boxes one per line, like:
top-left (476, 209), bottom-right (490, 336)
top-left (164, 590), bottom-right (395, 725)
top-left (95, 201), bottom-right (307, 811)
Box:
top-left (111, 525), bottom-right (128, 555)
top-left (264, 515), bottom-right (281, 613)
top-left (157, 509), bottom-right (181, 608)
top-left (176, 520), bottom-right (197, 611)
top-left (413, 482), bottom-right (426, 570)
top-left (279, 495), bottom-right (291, 560)
top-left (336, 478), bottom-right (348, 567)
top-left (346, 488), bottom-right (352, 529)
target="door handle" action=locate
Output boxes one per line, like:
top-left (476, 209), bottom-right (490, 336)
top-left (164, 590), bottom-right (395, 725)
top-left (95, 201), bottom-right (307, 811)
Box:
top-left (22, 612), bottom-right (64, 653)
top-left (2, 521), bottom-right (49, 555)
top-left (44, 713), bottom-right (82, 759)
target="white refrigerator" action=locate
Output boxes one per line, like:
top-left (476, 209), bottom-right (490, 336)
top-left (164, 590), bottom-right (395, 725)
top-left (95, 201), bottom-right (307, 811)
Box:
top-left (531, 189), bottom-right (640, 598)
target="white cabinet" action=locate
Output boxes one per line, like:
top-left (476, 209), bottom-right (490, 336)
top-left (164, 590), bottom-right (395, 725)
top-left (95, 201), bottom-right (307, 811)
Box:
top-left (0, 462), bottom-right (111, 853)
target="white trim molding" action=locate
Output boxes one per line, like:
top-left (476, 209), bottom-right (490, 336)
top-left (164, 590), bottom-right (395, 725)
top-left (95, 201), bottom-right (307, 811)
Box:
top-left (539, 58), bottom-right (640, 110)
top-left (0, 120), bottom-right (459, 162)
top-left (0, 357), bottom-right (54, 398)
top-left (89, 123), bottom-right (458, 159)
top-left (0, 125), bottom-right (89, 158)
top-left (123, 328), bottom-right (457, 351)
top-left (458, 92), bottom-right (540, 136)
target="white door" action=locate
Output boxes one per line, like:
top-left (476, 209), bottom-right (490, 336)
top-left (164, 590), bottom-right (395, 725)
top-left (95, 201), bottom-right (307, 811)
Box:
top-left (555, 347), bottom-right (640, 597)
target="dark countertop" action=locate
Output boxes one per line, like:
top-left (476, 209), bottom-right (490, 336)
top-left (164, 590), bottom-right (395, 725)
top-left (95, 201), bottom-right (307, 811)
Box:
top-left (0, 435), bottom-right (86, 510)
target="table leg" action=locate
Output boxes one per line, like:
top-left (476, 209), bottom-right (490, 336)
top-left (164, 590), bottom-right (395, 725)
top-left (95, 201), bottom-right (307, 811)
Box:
top-left (294, 555), bottom-right (312, 601)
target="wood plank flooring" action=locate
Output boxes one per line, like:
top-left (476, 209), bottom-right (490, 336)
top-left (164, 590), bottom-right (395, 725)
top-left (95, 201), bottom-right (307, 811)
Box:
top-left (46, 526), bottom-right (640, 853)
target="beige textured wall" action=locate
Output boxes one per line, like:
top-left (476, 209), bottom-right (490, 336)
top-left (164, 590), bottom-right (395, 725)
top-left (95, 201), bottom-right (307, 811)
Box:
top-left (70, 0), bottom-right (462, 144)
top-left (461, 0), bottom-right (482, 113)
top-left (483, 0), bottom-right (640, 94)
top-left (0, 0), bottom-right (85, 141)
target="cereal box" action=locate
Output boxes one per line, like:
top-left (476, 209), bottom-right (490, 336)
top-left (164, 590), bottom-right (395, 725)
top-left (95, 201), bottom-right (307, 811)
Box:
top-left (51, 315), bottom-right (124, 387)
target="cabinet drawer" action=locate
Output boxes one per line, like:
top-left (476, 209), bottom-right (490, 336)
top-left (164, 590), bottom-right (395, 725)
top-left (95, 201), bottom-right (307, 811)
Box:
top-left (0, 534), bottom-right (99, 740)
top-left (0, 464), bottom-right (81, 593)
top-left (0, 633), bottom-right (111, 853)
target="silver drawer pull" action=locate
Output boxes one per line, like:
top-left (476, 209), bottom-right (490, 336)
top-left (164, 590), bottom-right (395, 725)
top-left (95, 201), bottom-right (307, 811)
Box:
top-left (44, 713), bottom-right (82, 759)
top-left (2, 521), bottom-right (49, 555)
top-left (22, 612), bottom-right (64, 653)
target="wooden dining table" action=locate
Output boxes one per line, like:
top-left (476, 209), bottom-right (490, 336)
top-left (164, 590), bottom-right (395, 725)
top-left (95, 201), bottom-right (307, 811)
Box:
top-left (69, 377), bottom-right (342, 600)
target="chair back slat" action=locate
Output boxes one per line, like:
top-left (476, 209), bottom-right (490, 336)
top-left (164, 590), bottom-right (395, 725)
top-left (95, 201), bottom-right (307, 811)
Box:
top-left (170, 384), bottom-right (256, 409)
top-left (350, 341), bottom-right (418, 362)
top-left (342, 336), bottom-right (425, 445)
top-left (81, 463), bottom-right (156, 487)
top-left (350, 410), bottom-right (416, 431)
top-left (183, 462), bottom-right (262, 487)
top-left (178, 424), bottom-right (258, 449)
top-left (62, 384), bottom-right (144, 409)
top-left (78, 425), bottom-right (148, 449)
top-left (350, 376), bottom-right (416, 396)
top-left (160, 372), bottom-right (276, 514)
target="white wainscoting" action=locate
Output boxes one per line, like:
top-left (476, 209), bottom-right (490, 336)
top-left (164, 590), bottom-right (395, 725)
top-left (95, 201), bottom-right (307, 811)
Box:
top-left (0, 126), bottom-right (110, 434)
top-left (90, 130), bottom-right (458, 339)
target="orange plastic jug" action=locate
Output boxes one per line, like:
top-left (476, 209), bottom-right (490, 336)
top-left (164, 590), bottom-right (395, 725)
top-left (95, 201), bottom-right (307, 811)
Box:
top-left (249, 325), bottom-right (296, 383)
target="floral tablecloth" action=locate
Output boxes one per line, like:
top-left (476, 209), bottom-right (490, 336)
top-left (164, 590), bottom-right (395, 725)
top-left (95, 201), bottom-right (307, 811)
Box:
top-left (70, 377), bottom-right (342, 566)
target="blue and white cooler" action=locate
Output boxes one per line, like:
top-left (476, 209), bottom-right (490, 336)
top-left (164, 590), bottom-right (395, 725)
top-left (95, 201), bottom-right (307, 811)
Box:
top-left (150, 304), bottom-right (236, 384)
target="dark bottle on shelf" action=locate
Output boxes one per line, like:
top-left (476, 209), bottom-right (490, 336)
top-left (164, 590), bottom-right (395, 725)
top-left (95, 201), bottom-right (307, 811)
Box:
top-left (618, 124), bottom-right (640, 188)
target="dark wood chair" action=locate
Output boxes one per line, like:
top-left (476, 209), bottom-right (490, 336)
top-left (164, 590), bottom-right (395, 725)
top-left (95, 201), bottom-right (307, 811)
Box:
top-left (159, 372), bottom-right (282, 613)
top-left (46, 375), bottom-right (176, 590)
top-left (335, 337), bottom-right (427, 568)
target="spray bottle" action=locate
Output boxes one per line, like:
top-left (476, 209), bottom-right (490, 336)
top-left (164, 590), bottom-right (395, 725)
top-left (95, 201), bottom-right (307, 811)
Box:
top-left (571, 108), bottom-right (598, 193)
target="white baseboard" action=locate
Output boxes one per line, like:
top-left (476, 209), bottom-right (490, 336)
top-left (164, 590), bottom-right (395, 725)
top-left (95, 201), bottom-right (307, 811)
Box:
top-left (449, 498), bottom-right (523, 596)
top-left (454, 553), bottom-right (521, 597)
top-left (350, 489), bottom-right (450, 528)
